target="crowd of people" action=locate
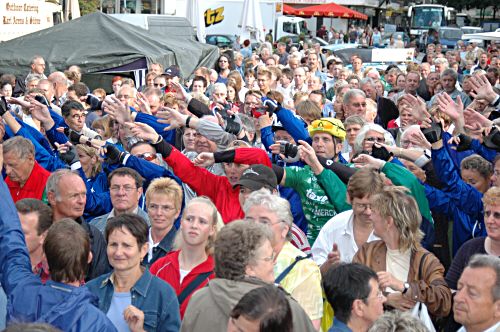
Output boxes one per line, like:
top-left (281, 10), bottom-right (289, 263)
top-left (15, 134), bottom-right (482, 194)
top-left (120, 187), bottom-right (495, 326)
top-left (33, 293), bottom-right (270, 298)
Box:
top-left (0, 27), bottom-right (499, 332)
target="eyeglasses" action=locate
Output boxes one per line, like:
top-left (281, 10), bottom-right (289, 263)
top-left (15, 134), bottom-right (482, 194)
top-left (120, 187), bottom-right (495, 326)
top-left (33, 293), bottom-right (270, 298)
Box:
top-left (364, 137), bottom-right (385, 143)
top-left (117, 94), bottom-right (132, 99)
top-left (154, 83), bottom-right (166, 88)
top-left (364, 290), bottom-right (385, 301)
top-left (136, 152), bottom-right (157, 162)
top-left (258, 251), bottom-right (277, 262)
top-left (148, 203), bottom-right (176, 212)
top-left (71, 113), bottom-right (86, 120)
top-left (353, 203), bottom-right (372, 211)
top-left (110, 185), bottom-right (137, 193)
top-left (245, 216), bottom-right (283, 227)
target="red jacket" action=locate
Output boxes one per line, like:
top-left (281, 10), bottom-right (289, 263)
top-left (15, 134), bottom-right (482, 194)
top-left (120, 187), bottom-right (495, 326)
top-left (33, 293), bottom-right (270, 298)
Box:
top-left (150, 250), bottom-right (214, 319)
top-left (6, 161), bottom-right (50, 203)
top-left (164, 147), bottom-right (271, 223)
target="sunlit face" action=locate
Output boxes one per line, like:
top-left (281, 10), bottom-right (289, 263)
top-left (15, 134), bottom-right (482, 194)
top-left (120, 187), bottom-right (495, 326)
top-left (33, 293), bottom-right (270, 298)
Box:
top-left (51, 174), bottom-right (87, 219)
top-left (182, 128), bottom-right (197, 152)
top-left (344, 95), bottom-right (367, 119)
top-left (485, 203), bottom-right (500, 241)
top-left (223, 163), bottom-right (249, 186)
top-left (180, 201), bottom-right (215, 248)
top-left (109, 175), bottom-right (143, 214)
top-left (19, 212), bottom-right (45, 256)
top-left (461, 168), bottom-right (490, 194)
top-left (191, 80), bottom-right (206, 94)
top-left (257, 75), bottom-right (270, 92)
top-left (312, 132), bottom-right (340, 159)
top-left (293, 68), bottom-right (306, 87)
top-left (245, 205), bottom-right (288, 249)
top-left (147, 193), bottom-right (180, 233)
top-left (3, 150), bottom-right (35, 186)
top-left (245, 239), bottom-right (275, 283)
top-left (352, 58), bottom-right (362, 71)
top-left (195, 132), bottom-right (217, 154)
top-left (107, 227), bottom-right (148, 272)
top-left (351, 195), bottom-right (374, 227)
top-left (362, 130), bottom-right (386, 152)
top-left (1, 83), bottom-right (13, 97)
top-left (349, 78), bottom-right (360, 89)
top-left (346, 123), bottom-right (362, 146)
top-left (399, 107), bottom-right (416, 128)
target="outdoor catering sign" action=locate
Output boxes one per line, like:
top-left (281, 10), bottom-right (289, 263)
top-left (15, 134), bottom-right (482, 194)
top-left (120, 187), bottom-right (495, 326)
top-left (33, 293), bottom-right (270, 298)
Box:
top-left (2, 1), bottom-right (57, 41)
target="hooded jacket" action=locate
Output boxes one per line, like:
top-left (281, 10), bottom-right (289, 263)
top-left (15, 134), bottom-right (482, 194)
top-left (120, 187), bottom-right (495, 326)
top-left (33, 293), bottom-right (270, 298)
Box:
top-left (181, 277), bottom-right (316, 332)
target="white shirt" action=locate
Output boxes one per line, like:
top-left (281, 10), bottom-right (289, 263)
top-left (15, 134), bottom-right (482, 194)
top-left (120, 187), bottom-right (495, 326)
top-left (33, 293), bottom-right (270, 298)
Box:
top-left (386, 248), bottom-right (411, 293)
top-left (457, 321), bottom-right (500, 332)
top-left (311, 210), bottom-right (379, 265)
top-left (147, 228), bottom-right (161, 262)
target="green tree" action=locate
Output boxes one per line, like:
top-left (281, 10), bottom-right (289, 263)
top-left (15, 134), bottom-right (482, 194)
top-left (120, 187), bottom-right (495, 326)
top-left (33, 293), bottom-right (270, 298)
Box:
top-left (79, 0), bottom-right (100, 16)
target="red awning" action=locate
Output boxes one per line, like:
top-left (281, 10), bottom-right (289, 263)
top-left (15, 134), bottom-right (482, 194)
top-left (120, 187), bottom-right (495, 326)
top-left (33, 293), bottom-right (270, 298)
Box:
top-left (283, 4), bottom-right (298, 15)
top-left (294, 2), bottom-right (368, 20)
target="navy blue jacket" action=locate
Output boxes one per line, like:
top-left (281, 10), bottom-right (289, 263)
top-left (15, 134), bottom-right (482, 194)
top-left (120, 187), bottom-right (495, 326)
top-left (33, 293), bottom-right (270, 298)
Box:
top-left (86, 269), bottom-right (181, 332)
top-left (0, 177), bottom-right (117, 331)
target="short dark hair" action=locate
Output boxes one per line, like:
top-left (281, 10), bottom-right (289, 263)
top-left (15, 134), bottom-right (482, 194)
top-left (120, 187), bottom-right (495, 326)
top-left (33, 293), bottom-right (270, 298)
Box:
top-left (105, 213), bottom-right (149, 246)
top-left (61, 100), bottom-right (84, 118)
top-left (43, 219), bottom-right (90, 283)
top-left (108, 167), bottom-right (144, 188)
top-left (15, 199), bottom-right (53, 235)
top-left (192, 75), bottom-right (208, 88)
top-left (230, 285), bottom-right (292, 332)
top-left (323, 263), bottom-right (378, 323)
top-left (68, 82), bottom-right (89, 98)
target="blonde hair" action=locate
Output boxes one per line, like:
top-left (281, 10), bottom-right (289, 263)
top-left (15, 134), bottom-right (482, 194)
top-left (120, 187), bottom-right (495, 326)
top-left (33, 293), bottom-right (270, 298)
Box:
top-left (75, 144), bottom-right (102, 178)
top-left (371, 186), bottom-right (424, 252)
top-left (145, 177), bottom-right (183, 212)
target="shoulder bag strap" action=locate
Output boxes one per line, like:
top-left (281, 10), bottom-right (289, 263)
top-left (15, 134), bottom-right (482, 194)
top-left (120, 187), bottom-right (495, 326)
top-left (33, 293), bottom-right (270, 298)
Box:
top-left (418, 252), bottom-right (430, 280)
top-left (275, 254), bottom-right (312, 284)
top-left (178, 271), bottom-right (213, 305)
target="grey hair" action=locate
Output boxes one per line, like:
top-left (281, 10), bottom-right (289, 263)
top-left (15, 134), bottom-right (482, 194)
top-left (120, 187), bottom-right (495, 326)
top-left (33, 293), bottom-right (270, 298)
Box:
top-left (243, 189), bottom-right (293, 228)
top-left (360, 77), bottom-right (376, 89)
top-left (434, 57), bottom-right (449, 66)
top-left (400, 125), bottom-right (421, 144)
top-left (343, 88), bottom-right (366, 105)
top-left (3, 136), bottom-right (35, 159)
top-left (441, 68), bottom-right (458, 82)
top-left (467, 254), bottom-right (500, 301)
top-left (30, 55), bottom-right (44, 65)
top-left (45, 169), bottom-right (81, 201)
top-left (367, 311), bottom-right (429, 332)
top-left (353, 123), bottom-right (395, 153)
top-left (344, 115), bottom-right (366, 128)
top-left (212, 82), bottom-right (227, 94)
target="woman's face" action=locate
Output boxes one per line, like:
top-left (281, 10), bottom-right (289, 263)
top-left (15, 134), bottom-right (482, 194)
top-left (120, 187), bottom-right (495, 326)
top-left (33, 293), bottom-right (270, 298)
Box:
top-left (399, 107), bottom-right (416, 127)
top-left (181, 201), bottom-right (215, 248)
top-left (461, 168), bottom-right (490, 194)
top-left (362, 130), bottom-right (386, 152)
top-left (245, 239), bottom-right (275, 283)
top-left (107, 227), bottom-right (147, 272)
top-left (396, 75), bottom-right (406, 90)
top-left (147, 193), bottom-right (180, 233)
top-left (77, 150), bottom-right (94, 176)
top-left (370, 207), bottom-right (387, 239)
top-left (1, 83), bottom-right (12, 97)
top-left (112, 80), bottom-right (122, 95)
top-left (183, 128), bottom-right (197, 151)
top-left (218, 56), bottom-right (229, 70)
top-left (346, 123), bottom-right (362, 146)
top-left (227, 86), bottom-right (236, 101)
top-left (349, 79), bottom-right (359, 89)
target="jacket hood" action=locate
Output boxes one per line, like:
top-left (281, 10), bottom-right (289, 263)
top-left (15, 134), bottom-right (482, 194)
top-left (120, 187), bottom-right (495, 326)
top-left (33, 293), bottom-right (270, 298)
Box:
top-left (207, 278), bottom-right (268, 315)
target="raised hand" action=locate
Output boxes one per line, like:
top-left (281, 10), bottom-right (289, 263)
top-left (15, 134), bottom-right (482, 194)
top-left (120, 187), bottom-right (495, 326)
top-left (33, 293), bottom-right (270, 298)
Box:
top-left (25, 95), bottom-right (54, 129)
top-left (169, 81), bottom-right (191, 103)
top-left (436, 93), bottom-right (464, 123)
top-left (463, 107), bottom-right (493, 128)
top-left (400, 94), bottom-right (430, 121)
top-left (409, 129), bottom-right (432, 150)
top-left (126, 122), bottom-right (159, 143)
top-left (194, 152), bottom-right (215, 168)
top-left (320, 243), bottom-right (341, 276)
top-left (136, 92), bottom-right (152, 115)
top-left (103, 95), bottom-right (131, 124)
top-left (156, 107), bottom-right (189, 131)
top-left (297, 140), bottom-right (323, 175)
top-left (468, 74), bottom-right (497, 104)
top-left (351, 153), bottom-right (385, 169)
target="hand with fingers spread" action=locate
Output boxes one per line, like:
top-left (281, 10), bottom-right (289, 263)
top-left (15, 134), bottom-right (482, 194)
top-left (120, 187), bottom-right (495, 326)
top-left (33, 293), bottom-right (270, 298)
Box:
top-left (320, 243), bottom-right (341, 276)
top-left (297, 140), bottom-right (323, 175)
top-left (169, 81), bottom-right (191, 103)
top-left (400, 94), bottom-right (430, 121)
top-left (468, 73), bottom-right (498, 104)
top-left (194, 152), bottom-right (215, 168)
top-left (436, 93), bottom-right (464, 124)
top-left (123, 305), bottom-right (146, 332)
top-left (352, 153), bottom-right (385, 169)
top-left (26, 95), bottom-right (55, 129)
top-left (157, 107), bottom-right (188, 131)
top-left (6, 96), bottom-right (30, 109)
top-left (409, 130), bottom-right (432, 150)
top-left (103, 95), bottom-right (131, 124)
top-left (126, 122), bottom-right (160, 143)
top-left (136, 92), bottom-right (152, 115)
top-left (464, 107), bottom-right (493, 128)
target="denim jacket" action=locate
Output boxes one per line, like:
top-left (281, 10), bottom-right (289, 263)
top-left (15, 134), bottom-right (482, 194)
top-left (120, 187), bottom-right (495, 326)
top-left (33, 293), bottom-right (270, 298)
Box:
top-left (86, 269), bottom-right (180, 332)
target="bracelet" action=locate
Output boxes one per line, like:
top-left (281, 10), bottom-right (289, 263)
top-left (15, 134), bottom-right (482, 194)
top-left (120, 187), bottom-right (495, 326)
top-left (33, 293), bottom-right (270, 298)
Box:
top-left (185, 115), bottom-right (192, 128)
top-left (491, 95), bottom-right (500, 108)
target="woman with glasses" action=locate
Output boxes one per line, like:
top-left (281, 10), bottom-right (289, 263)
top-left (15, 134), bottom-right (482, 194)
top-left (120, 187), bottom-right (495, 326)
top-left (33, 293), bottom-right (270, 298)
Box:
top-left (353, 123), bottom-right (395, 155)
top-left (353, 186), bottom-right (451, 318)
top-left (150, 197), bottom-right (220, 319)
top-left (86, 214), bottom-right (181, 332)
top-left (143, 177), bottom-right (183, 267)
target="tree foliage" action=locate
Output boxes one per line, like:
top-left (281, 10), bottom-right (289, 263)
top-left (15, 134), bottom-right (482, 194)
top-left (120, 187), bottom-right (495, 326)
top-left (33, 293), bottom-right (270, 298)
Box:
top-left (79, 0), bottom-right (100, 16)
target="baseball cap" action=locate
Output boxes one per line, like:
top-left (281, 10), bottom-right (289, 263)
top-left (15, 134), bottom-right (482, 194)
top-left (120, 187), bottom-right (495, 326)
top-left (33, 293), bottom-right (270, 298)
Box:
top-left (308, 117), bottom-right (346, 140)
top-left (164, 65), bottom-right (181, 78)
top-left (234, 164), bottom-right (277, 191)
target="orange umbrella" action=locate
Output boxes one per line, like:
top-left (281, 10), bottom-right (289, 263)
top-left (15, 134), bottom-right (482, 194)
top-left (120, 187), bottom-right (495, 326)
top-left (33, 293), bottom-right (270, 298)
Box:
top-left (296, 2), bottom-right (367, 20)
top-left (283, 4), bottom-right (298, 15)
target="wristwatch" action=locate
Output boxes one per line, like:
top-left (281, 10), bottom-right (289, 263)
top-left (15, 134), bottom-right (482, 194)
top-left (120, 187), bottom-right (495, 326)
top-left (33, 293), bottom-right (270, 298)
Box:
top-left (402, 282), bottom-right (410, 294)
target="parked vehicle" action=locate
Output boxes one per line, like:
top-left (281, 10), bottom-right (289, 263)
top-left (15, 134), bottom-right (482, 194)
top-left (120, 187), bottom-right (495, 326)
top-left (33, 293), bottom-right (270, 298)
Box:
top-left (205, 34), bottom-right (236, 48)
top-left (438, 27), bottom-right (463, 49)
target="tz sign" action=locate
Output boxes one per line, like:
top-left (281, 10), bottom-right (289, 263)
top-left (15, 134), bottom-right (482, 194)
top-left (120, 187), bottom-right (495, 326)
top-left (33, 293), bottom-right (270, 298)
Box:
top-left (204, 7), bottom-right (224, 27)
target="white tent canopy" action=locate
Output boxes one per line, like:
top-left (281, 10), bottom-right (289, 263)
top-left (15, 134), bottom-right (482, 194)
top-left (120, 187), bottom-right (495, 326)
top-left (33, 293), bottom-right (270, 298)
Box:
top-left (462, 31), bottom-right (500, 41)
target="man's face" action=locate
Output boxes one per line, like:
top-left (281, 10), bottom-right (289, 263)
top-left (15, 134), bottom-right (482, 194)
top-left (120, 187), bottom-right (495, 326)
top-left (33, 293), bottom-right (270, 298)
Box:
top-left (274, 129), bottom-right (295, 144)
top-left (288, 59), bottom-right (299, 69)
top-left (280, 74), bottom-right (291, 88)
top-left (435, 62), bottom-right (447, 73)
top-left (31, 58), bottom-right (46, 75)
top-left (344, 95), bottom-right (367, 119)
top-left (308, 76), bottom-right (323, 91)
top-left (130, 143), bottom-right (160, 166)
top-left (65, 108), bottom-right (86, 132)
top-left (243, 93), bottom-right (262, 116)
top-left (212, 87), bottom-right (227, 104)
top-left (195, 132), bottom-right (217, 153)
top-left (150, 64), bottom-right (163, 76)
top-left (351, 195), bottom-right (374, 226)
top-left (182, 128), bottom-right (197, 152)
top-left (312, 132), bottom-right (339, 159)
top-left (4, 150), bottom-right (34, 185)
top-left (109, 175), bottom-right (143, 214)
top-left (480, 54), bottom-right (488, 65)
top-left (441, 75), bottom-right (456, 93)
top-left (293, 68), bottom-right (306, 87)
top-left (352, 58), bottom-right (362, 71)
top-left (51, 174), bottom-right (87, 219)
top-left (427, 73), bottom-right (440, 88)
top-left (191, 80), bottom-right (206, 94)
top-left (117, 86), bottom-right (136, 107)
top-left (332, 64), bottom-right (343, 78)
top-left (405, 73), bottom-right (420, 93)
top-left (361, 84), bottom-right (377, 101)
top-left (420, 64), bottom-right (431, 78)
top-left (309, 93), bottom-right (323, 108)
top-left (257, 75), bottom-right (270, 92)
top-left (153, 77), bottom-right (167, 90)
top-left (360, 278), bottom-right (386, 324)
top-left (454, 267), bottom-right (500, 331)
top-left (308, 54), bottom-right (318, 71)
top-left (18, 212), bottom-right (45, 255)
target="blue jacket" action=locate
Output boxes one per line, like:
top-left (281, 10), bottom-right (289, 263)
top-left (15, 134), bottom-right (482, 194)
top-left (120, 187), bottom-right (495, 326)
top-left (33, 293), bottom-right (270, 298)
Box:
top-left (275, 106), bottom-right (311, 144)
top-left (86, 269), bottom-right (181, 332)
top-left (428, 144), bottom-right (485, 254)
top-left (135, 112), bottom-right (176, 145)
top-left (0, 177), bottom-right (117, 332)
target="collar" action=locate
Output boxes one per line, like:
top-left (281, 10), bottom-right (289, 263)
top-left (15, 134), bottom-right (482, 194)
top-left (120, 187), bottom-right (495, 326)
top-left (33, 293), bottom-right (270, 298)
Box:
top-left (332, 319), bottom-right (353, 332)
top-left (100, 268), bottom-right (153, 298)
top-left (107, 207), bottom-right (139, 220)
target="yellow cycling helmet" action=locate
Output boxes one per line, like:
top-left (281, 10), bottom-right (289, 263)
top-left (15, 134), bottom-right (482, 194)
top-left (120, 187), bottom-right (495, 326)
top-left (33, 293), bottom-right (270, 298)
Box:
top-left (308, 118), bottom-right (346, 141)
